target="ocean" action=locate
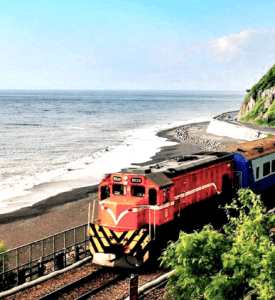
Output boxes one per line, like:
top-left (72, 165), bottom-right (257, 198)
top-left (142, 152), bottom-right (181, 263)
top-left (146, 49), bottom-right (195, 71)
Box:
top-left (0, 90), bottom-right (245, 214)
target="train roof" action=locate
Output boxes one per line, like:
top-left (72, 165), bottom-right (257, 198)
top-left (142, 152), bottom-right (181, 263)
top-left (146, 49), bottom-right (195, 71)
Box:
top-left (224, 136), bottom-right (275, 161)
top-left (120, 151), bottom-right (233, 187)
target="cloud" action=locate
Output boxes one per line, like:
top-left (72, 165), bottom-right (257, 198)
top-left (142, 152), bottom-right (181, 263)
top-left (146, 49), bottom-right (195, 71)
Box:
top-left (154, 29), bottom-right (275, 69)
top-left (150, 29), bottom-right (275, 90)
top-left (209, 29), bottom-right (272, 61)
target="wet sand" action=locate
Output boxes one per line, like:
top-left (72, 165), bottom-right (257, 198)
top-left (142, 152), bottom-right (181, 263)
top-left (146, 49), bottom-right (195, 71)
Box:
top-left (0, 121), bottom-right (244, 249)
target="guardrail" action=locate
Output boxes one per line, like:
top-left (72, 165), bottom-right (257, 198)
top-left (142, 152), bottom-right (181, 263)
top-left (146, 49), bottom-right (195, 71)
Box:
top-left (0, 223), bottom-right (90, 292)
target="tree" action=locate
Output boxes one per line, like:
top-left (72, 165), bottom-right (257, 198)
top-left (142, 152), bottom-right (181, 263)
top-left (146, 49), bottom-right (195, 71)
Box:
top-left (161, 189), bottom-right (275, 299)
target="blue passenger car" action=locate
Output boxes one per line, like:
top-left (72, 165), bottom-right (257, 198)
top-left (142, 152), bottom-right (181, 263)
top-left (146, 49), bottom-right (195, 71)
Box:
top-left (225, 136), bottom-right (275, 194)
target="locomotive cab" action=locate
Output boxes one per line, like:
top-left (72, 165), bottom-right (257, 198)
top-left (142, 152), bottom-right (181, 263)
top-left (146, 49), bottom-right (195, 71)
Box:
top-left (97, 172), bottom-right (173, 232)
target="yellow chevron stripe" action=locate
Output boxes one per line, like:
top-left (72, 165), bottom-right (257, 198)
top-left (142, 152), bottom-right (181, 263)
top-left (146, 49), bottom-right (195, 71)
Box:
top-left (113, 231), bottom-right (125, 238)
top-left (89, 241), bottom-right (96, 254)
top-left (97, 229), bottom-right (104, 238)
top-left (93, 237), bottom-right (104, 253)
top-left (95, 224), bottom-right (102, 233)
top-left (90, 226), bottom-right (106, 248)
top-left (90, 225), bottom-right (151, 260)
top-left (125, 230), bottom-right (134, 240)
top-left (89, 226), bottom-right (95, 236)
top-left (120, 230), bottom-right (134, 246)
top-left (143, 251), bottom-right (149, 262)
top-left (128, 230), bottom-right (150, 251)
top-left (137, 229), bottom-right (146, 240)
top-left (104, 228), bottom-right (114, 240)
top-left (141, 235), bottom-right (150, 249)
top-left (129, 240), bottom-right (137, 250)
top-left (127, 233), bottom-right (140, 249)
top-left (94, 227), bottom-right (109, 247)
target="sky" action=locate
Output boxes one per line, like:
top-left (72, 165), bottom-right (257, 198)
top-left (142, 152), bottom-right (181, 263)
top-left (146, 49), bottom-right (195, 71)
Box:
top-left (1, 0), bottom-right (275, 90)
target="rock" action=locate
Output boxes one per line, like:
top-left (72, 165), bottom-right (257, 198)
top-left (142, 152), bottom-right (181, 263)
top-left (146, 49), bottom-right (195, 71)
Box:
top-left (238, 86), bottom-right (275, 121)
top-left (175, 126), bottom-right (224, 151)
top-left (238, 97), bottom-right (256, 120)
top-left (263, 93), bottom-right (275, 109)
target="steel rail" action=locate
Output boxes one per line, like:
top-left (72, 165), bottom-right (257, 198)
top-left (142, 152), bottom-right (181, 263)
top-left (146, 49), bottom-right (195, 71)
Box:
top-left (138, 278), bottom-right (169, 300)
top-left (123, 270), bottom-right (175, 300)
top-left (36, 267), bottom-right (105, 300)
top-left (75, 272), bottom-right (129, 300)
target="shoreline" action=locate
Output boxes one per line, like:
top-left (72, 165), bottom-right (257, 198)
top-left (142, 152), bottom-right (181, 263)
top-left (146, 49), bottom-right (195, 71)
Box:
top-left (0, 119), bottom-right (245, 249)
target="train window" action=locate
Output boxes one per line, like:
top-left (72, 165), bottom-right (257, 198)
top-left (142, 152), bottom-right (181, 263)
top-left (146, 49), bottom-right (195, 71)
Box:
top-left (101, 186), bottom-right (110, 200)
top-left (272, 160), bottom-right (275, 173)
top-left (163, 188), bottom-right (170, 203)
top-left (256, 167), bottom-right (260, 179)
top-left (131, 185), bottom-right (145, 197)
top-left (149, 188), bottom-right (157, 205)
top-left (263, 162), bottom-right (271, 177)
top-left (113, 184), bottom-right (126, 195)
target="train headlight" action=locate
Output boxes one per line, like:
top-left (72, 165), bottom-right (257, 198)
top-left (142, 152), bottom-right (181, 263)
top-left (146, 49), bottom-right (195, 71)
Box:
top-left (123, 176), bottom-right (128, 180)
top-left (123, 181), bottom-right (128, 185)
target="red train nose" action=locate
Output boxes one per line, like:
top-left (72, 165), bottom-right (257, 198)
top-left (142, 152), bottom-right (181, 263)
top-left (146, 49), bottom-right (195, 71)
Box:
top-left (100, 202), bottom-right (138, 231)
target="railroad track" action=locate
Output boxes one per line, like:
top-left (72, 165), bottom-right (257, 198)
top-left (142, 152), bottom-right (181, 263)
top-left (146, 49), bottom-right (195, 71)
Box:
top-left (4, 259), bottom-right (169, 300)
top-left (37, 267), bottom-right (129, 300)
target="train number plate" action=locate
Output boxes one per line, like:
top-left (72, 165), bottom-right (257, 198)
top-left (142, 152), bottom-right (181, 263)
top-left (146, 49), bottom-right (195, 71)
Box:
top-left (131, 177), bottom-right (142, 183)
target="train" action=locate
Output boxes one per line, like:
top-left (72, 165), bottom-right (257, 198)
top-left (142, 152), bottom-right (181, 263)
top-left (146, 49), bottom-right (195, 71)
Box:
top-left (88, 136), bottom-right (275, 268)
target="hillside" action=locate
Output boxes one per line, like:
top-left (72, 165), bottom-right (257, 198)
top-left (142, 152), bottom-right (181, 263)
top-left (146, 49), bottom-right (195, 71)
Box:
top-left (238, 64), bottom-right (275, 127)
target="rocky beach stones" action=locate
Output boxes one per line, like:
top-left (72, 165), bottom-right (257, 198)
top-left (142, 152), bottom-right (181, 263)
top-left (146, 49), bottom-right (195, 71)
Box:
top-left (175, 125), bottom-right (225, 151)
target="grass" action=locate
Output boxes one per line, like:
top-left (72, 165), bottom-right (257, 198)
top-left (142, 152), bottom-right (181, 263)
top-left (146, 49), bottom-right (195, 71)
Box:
top-left (241, 93), bottom-right (275, 127)
top-left (266, 99), bottom-right (275, 119)
top-left (242, 95), bottom-right (268, 122)
top-left (244, 64), bottom-right (275, 104)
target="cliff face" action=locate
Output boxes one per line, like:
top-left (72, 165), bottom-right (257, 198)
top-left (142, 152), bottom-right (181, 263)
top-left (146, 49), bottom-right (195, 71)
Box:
top-left (238, 65), bottom-right (275, 127)
top-left (238, 87), bottom-right (275, 120)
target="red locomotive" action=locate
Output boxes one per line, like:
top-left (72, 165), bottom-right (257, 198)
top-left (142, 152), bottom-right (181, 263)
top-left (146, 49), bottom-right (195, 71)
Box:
top-left (88, 151), bottom-right (234, 268)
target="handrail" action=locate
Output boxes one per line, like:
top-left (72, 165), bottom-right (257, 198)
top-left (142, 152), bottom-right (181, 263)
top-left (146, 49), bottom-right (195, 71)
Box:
top-left (153, 209), bottom-right (156, 241)
top-left (1, 223), bottom-right (89, 255)
top-left (149, 209), bottom-right (151, 241)
top-left (148, 207), bottom-right (156, 241)
top-left (0, 223), bottom-right (92, 293)
top-left (87, 203), bottom-right (91, 236)
top-left (91, 200), bottom-right (95, 223)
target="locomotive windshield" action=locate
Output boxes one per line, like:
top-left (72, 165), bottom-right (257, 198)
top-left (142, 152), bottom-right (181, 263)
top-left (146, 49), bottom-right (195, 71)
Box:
top-left (131, 185), bottom-right (145, 197)
top-left (113, 184), bottom-right (126, 195)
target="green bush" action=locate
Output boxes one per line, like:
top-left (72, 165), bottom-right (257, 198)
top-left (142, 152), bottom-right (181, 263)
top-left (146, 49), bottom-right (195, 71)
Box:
top-left (0, 241), bottom-right (16, 292)
top-left (0, 241), bottom-right (5, 253)
top-left (0, 241), bottom-right (7, 291)
top-left (252, 119), bottom-right (275, 128)
top-left (252, 118), bottom-right (268, 126)
top-left (266, 101), bottom-right (275, 119)
top-left (161, 189), bottom-right (275, 300)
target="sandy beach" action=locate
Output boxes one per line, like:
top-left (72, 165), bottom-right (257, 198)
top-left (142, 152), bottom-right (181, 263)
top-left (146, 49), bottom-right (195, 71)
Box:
top-left (0, 121), bottom-right (244, 250)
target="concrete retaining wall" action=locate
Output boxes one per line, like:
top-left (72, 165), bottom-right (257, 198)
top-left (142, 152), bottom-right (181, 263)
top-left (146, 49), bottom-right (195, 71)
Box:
top-left (206, 119), bottom-right (268, 141)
